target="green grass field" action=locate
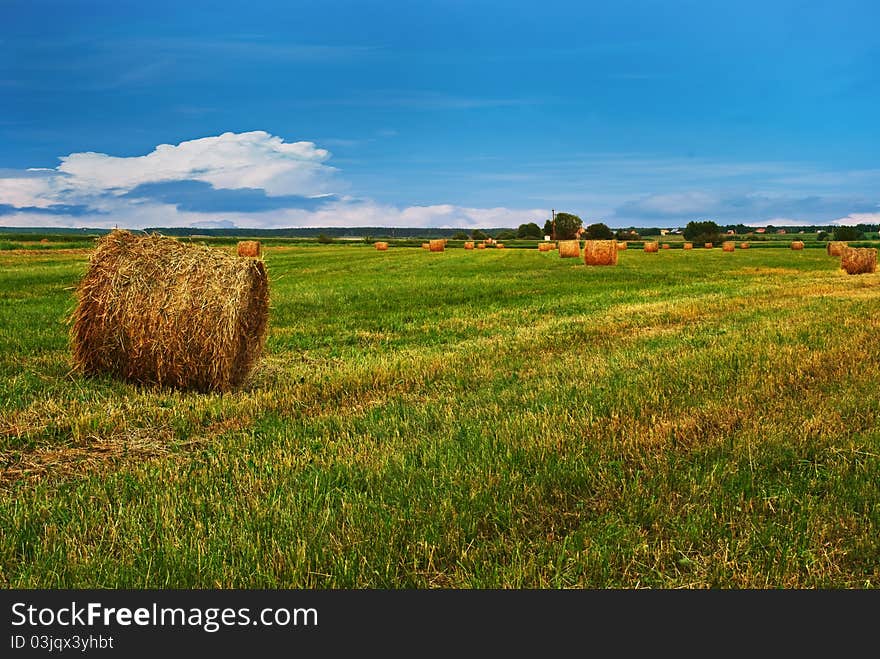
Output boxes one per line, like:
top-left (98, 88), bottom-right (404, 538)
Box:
top-left (1, 243), bottom-right (878, 588)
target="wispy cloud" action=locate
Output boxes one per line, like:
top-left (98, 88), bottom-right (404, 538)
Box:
top-left (1, 133), bottom-right (877, 230)
top-left (612, 192), bottom-right (880, 225)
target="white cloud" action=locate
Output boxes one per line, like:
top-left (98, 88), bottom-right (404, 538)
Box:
top-left (0, 174), bottom-right (59, 208)
top-left (0, 131), bottom-right (335, 211)
top-left (1, 199), bottom-right (548, 230)
top-left (0, 130), bottom-right (548, 229)
top-left (56, 131), bottom-right (335, 196)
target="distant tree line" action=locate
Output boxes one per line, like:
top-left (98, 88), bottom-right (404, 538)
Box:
top-left (2, 221), bottom-right (877, 241)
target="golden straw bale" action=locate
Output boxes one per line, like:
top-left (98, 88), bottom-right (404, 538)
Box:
top-left (644, 241), bottom-right (659, 253)
top-left (237, 240), bottom-right (261, 257)
top-left (827, 241), bottom-right (846, 257)
top-left (791, 241), bottom-right (805, 250)
top-left (538, 243), bottom-right (550, 252)
top-left (477, 243), bottom-right (486, 249)
top-left (70, 230), bottom-right (269, 392)
top-left (558, 240), bottom-right (580, 258)
top-left (464, 241), bottom-right (474, 249)
top-left (583, 240), bottom-right (618, 266)
top-left (496, 244), bottom-right (505, 249)
top-left (740, 242), bottom-right (750, 249)
top-left (421, 242), bottom-right (430, 250)
top-left (374, 242), bottom-right (388, 251)
top-left (617, 241), bottom-right (628, 250)
top-left (704, 242), bottom-right (714, 249)
top-left (683, 242), bottom-right (693, 250)
top-left (722, 241), bottom-right (735, 252)
top-left (429, 239), bottom-right (445, 252)
top-left (39, 238), bottom-right (50, 244)
top-left (661, 243), bottom-right (671, 250)
top-left (840, 247), bottom-right (877, 275)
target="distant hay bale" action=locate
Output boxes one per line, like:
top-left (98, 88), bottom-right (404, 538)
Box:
top-left (558, 240), bottom-right (580, 258)
top-left (39, 238), bottom-right (50, 244)
top-left (704, 242), bottom-right (714, 249)
top-left (840, 247), bottom-right (877, 275)
top-left (661, 243), bottom-right (671, 250)
top-left (683, 242), bottom-right (693, 250)
top-left (477, 243), bottom-right (486, 249)
top-left (722, 241), bottom-right (735, 252)
top-left (617, 241), bottom-right (628, 250)
top-left (827, 241), bottom-right (846, 257)
top-left (496, 243), bottom-right (505, 249)
top-left (538, 243), bottom-right (550, 252)
top-left (421, 242), bottom-right (430, 250)
top-left (70, 230), bottom-right (269, 392)
top-left (429, 239), bottom-right (445, 252)
top-left (740, 242), bottom-right (750, 249)
top-left (644, 241), bottom-right (659, 253)
top-left (791, 241), bottom-right (805, 250)
top-left (464, 241), bottom-right (475, 250)
top-left (583, 240), bottom-right (618, 266)
top-left (374, 241), bottom-right (388, 251)
top-left (237, 240), bottom-right (261, 257)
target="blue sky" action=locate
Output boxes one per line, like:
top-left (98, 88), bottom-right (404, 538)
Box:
top-left (1, 0), bottom-right (878, 229)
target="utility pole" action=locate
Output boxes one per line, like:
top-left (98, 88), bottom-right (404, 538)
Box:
top-left (551, 209), bottom-right (556, 241)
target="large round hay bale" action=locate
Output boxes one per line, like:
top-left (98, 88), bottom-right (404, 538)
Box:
top-left (464, 241), bottom-right (474, 250)
top-left (421, 242), bottom-right (430, 250)
top-left (661, 243), bottom-right (671, 250)
top-left (429, 239), bottom-right (445, 252)
top-left (496, 243), bottom-right (505, 249)
top-left (70, 230), bottom-right (269, 392)
top-left (683, 242), bottom-right (693, 250)
top-left (791, 241), bottom-right (805, 250)
top-left (740, 242), bottom-right (750, 249)
top-left (840, 247), bottom-right (877, 275)
top-left (644, 241), bottom-right (659, 253)
top-left (374, 241), bottom-right (388, 251)
top-left (39, 238), bottom-right (50, 244)
top-left (583, 240), bottom-right (618, 266)
top-left (558, 240), bottom-right (580, 258)
top-left (617, 241), bottom-right (628, 250)
top-left (477, 243), bottom-right (486, 249)
top-left (237, 240), bottom-right (261, 257)
top-left (827, 241), bottom-right (846, 257)
top-left (704, 242), bottom-right (714, 249)
top-left (538, 243), bottom-right (550, 252)
top-left (722, 241), bottom-right (735, 252)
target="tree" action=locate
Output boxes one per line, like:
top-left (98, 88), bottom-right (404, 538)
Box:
top-left (553, 212), bottom-right (583, 240)
top-left (471, 229), bottom-right (489, 241)
top-left (833, 226), bottom-right (864, 241)
top-left (542, 219), bottom-right (553, 237)
top-left (683, 220), bottom-right (721, 245)
top-left (494, 229), bottom-right (517, 240)
top-left (517, 222), bottom-right (543, 239)
top-left (583, 222), bottom-right (614, 240)
top-left (452, 231), bottom-right (470, 240)
top-left (816, 231), bottom-right (829, 241)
